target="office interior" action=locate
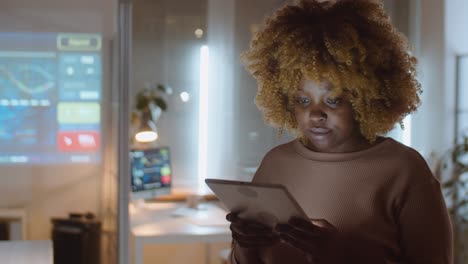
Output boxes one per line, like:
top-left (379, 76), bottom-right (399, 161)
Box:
top-left (0, 0), bottom-right (466, 263)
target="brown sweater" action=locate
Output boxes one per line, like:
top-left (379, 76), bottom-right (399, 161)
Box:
top-left (231, 137), bottom-right (453, 264)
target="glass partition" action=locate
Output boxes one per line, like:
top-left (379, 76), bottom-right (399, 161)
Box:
top-left (0, 0), bottom-right (120, 263)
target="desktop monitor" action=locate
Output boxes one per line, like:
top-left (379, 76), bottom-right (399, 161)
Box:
top-left (130, 147), bottom-right (172, 200)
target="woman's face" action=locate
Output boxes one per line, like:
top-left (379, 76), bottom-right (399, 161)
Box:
top-left (293, 79), bottom-right (369, 153)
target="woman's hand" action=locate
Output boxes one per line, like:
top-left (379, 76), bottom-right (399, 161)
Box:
top-left (276, 217), bottom-right (339, 263)
top-left (226, 212), bottom-right (279, 263)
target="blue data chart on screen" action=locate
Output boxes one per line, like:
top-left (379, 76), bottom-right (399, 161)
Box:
top-left (131, 148), bottom-right (172, 192)
top-left (0, 32), bottom-right (102, 164)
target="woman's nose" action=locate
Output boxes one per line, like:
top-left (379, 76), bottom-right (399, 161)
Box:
top-left (308, 106), bottom-right (327, 123)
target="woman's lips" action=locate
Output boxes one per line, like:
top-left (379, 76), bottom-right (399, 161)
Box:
top-left (309, 127), bottom-right (331, 134)
top-left (308, 127), bottom-right (332, 140)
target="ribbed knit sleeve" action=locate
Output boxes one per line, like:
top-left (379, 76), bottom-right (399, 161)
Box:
top-left (397, 179), bottom-right (453, 263)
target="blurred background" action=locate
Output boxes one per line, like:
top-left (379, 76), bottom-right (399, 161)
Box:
top-left (0, 0), bottom-right (466, 263)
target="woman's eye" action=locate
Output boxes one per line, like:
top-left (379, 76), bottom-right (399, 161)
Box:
top-left (326, 97), bottom-right (341, 106)
top-left (295, 97), bottom-right (310, 105)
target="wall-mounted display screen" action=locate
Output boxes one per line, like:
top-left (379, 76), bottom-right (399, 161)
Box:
top-left (0, 32), bottom-right (102, 164)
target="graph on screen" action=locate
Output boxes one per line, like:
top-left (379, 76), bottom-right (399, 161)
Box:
top-left (0, 32), bottom-right (102, 164)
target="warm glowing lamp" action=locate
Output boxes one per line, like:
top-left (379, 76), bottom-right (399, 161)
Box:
top-left (134, 112), bottom-right (158, 143)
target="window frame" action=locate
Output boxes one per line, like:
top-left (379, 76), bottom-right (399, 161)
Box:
top-left (455, 54), bottom-right (468, 143)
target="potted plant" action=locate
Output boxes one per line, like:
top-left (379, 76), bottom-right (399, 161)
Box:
top-left (130, 83), bottom-right (172, 144)
top-left (436, 133), bottom-right (468, 264)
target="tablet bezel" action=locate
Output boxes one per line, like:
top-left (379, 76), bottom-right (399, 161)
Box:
top-left (205, 178), bottom-right (308, 227)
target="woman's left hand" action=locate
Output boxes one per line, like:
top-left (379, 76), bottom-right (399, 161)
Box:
top-left (275, 217), bottom-right (340, 263)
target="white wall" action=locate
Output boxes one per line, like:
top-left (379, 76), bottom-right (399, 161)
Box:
top-left (0, 0), bottom-right (117, 240)
top-left (407, 0), bottom-right (446, 158)
top-left (385, 0), bottom-right (453, 158)
top-left (445, 0), bottom-right (468, 142)
top-left (408, 0), bottom-right (468, 157)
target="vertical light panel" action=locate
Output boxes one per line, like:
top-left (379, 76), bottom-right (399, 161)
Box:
top-left (402, 115), bottom-right (412, 146)
top-left (198, 45), bottom-right (209, 191)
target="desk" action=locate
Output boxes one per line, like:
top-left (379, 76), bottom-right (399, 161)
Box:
top-left (0, 240), bottom-right (52, 264)
top-left (130, 202), bottom-right (231, 264)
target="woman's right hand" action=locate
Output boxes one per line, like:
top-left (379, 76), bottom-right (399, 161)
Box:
top-left (226, 212), bottom-right (279, 263)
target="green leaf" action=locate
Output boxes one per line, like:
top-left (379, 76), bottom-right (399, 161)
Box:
top-left (449, 208), bottom-right (455, 215)
top-left (157, 84), bottom-right (167, 93)
top-left (454, 200), bottom-right (468, 210)
top-left (443, 163), bottom-right (448, 169)
top-left (134, 84), bottom-right (169, 114)
top-left (136, 94), bottom-right (150, 111)
top-left (130, 111), bottom-right (139, 125)
top-left (443, 179), bottom-right (456, 188)
top-left (153, 97), bottom-right (167, 111)
top-left (452, 151), bottom-right (458, 163)
top-left (444, 188), bottom-right (455, 196)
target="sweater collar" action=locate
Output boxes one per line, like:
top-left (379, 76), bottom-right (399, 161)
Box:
top-left (292, 137), bottom-right (394, 162)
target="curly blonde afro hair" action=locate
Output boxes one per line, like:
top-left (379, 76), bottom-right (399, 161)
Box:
top-left (242, 0), bottom-right (421, 142)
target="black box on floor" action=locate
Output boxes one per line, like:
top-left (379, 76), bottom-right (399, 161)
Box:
top-left (51, 212), bottom-right (101, 264)
top-left (0, 222), bottom-right (9, 240)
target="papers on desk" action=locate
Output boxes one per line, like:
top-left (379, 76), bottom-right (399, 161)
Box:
top-left (171, 204), bottom-right (230, 227)
top-left (171, 206), bottom-right (201, 217)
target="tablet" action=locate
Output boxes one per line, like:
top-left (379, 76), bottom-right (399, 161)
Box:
top-left (205, 178), bottom-right (308, 228)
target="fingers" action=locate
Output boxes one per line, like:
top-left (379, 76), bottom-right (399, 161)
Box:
top-left (288, 217), bottom-right (320, 233)
top-left (230, 225), bottom-right (279, 249)
top-left (232, 230), bottom-right (279, 248)
top-left (230, 221), bottom-right (273, 236)
top-left (227, 213), bottom-right (272, 234)
top-left (277, 224), bottom-right (319, 252)
top-left (276, 223), bottom-right (322, 252)
top-left (276, 223), bottom-right (318, 241)
top-left (309, 218), bottom-right (336, 230)
top-left (279, 218), bottom-right (328, 239)
top-left (226, 212), bottom-right (279, 249)
top-left (225, 212), bottom-right (238, 222)
top-left (275, 217), bottom-right (336, 256)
